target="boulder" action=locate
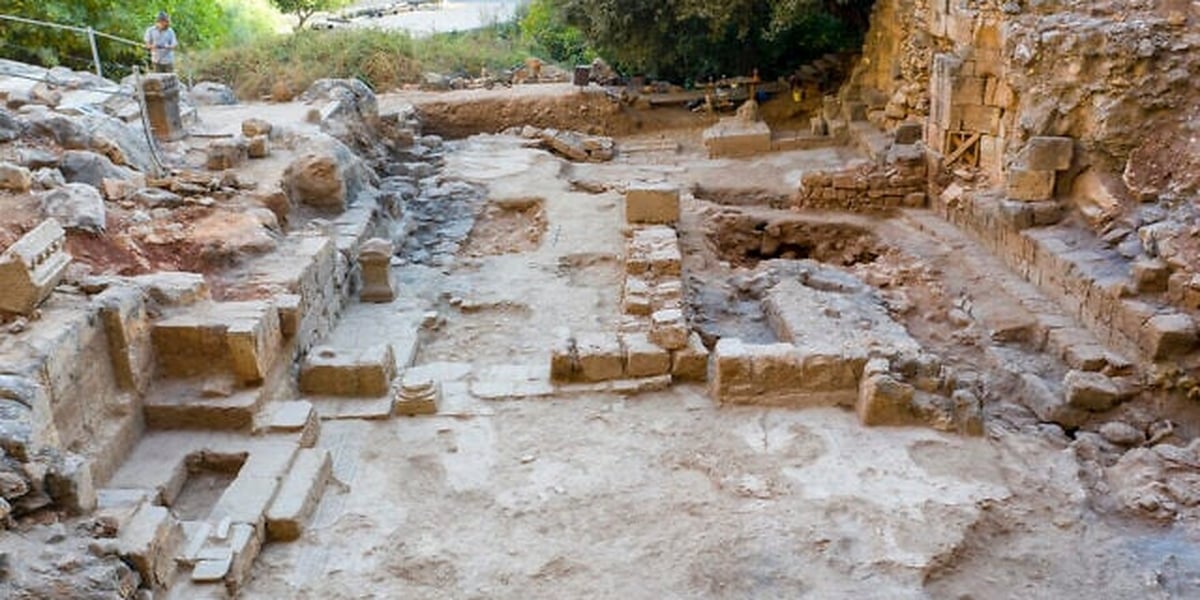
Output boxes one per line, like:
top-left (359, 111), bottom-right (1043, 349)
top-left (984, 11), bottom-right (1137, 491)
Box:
top-left (0, 162), bottom-right (33, 193)
top-left (131, 187), bottom-right (183, 208)
top-left (301, 79), bottom-right (380, 152)
top-left (0, 108), bottom-right (24, 142)
top-left (59, 150), bottom-right (136, 187)
top-left (41, 183), bottom-right (106, 232)
top-left (32, 168), bottom-right (65, 190)
top-left (16, 149), bottom-right (59, 170)
top-left (26, 111), bottom-right (90, 149)
top-left (188, 81), bottom-right (237, 106)
top-left (1064, 370), bottom-right (1122, 412)
top-left (283, 154), bottom-right (345, 211)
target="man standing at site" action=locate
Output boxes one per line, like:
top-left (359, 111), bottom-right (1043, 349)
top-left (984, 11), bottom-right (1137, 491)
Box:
top-left (144, 11), bottom-right (178, 73)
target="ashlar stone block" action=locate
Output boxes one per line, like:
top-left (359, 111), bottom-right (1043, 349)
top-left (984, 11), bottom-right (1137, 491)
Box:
top-left (625, 182), bottom-right (680, 225)
top-left (1006, 167), bottom-right (1056, 201)
top-left (0, 219), bottom-right (71, 315)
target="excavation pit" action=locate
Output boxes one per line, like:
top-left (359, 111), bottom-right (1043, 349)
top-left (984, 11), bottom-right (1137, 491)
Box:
top-left (171, 452), bottom-right (247, 521)
top-left (704, 212), bottom-right (884, 268)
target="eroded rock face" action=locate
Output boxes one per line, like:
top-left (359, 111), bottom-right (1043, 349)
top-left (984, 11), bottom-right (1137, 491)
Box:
top-left (59, 150), bottom-right (136, 187)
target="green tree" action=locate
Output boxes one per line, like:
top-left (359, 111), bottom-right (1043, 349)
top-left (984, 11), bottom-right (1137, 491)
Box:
top-left (518, 0), bottom-right (593, 65)
top-left (557, 0), bottom-right (869, 81)
top-left (0, 0), bottom-right (277, 76)
top-left (268, 0), bottom-right (352, 31)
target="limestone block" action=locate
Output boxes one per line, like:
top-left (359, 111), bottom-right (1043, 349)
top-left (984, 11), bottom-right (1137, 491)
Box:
top-left (1006, 167), bottom-right (1056, 201)
top-left (1131, 257), bottom-right (1169, 293)
top-left (224, 522), bottom-right (262, 592)
top-left (247, 135), bottom-right (270, 159)
top-left (671, 332), bottom-right (709, 382)
top-left (283, 153), bottom-right (346, 212)
top-left (266, 448), bottom-right (331, 541)
top-left (96, 286), bottom-right (153, 392)
top-left (1019, 373), bottom-right (1086, 428)
top-left (206, 138), bottom-right (248, 171)
top-left (625, 182), bottom-right (680, 225)
top-left (274, 294), bottom-right (302, 338)
top-left (622, 276), bottom-right (651, 316)
top-left (226, 303), bottom-right (283, 385)
top-left (117, 503), bottom-right (182, 586)
top-left (241, 118), bottom-right (272, 138)
top-left (1016, 136), bottom-right (1074, 172)
top-left (951, 76), bottom-right (986, 106)
top-left (357, 238), bottom-right (395, 303)
top-left (622, 332), bottom-right (671, 378)
top-left (300, 344), bottom-right (396, 396)
top-left (710, 338), bottom-right (751, 402)
top-left (141, 74), bottom-right (184, 141)
top-left (649, 308), bottom-right (689, 350)
top-left (550, 337), bottom-right (577, 382)
top-left (1140, 313), bottom-right (1197, 360)
top-left (396, 373), bottom-right (439, 415)
top-left (263, 401), bottom-right (319, 447)
top-left (0, 220), bottom-right (70, 315)
top-left (576, 334), bottom-right (624, 382)
top-left (1063, 370), bottom-right (1122, 412)
top-left (856, 374), bottom-right (915, 426)
top-left (702, 118), bottom-right (771, 158)
top-left (0, 161), bottom-right (32, 192)
top-left (958, 104), bottom-right (1002, 134)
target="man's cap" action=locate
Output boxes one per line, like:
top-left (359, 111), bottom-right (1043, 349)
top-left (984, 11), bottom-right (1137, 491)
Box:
top-left (157, 11), bottom-right (170, 22)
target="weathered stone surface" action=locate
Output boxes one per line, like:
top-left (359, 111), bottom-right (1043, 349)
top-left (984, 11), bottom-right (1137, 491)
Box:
top-left (575, 334), bottom-right (624, 382)
top-left (622, 332), bottom-right (671, 378)
top-left (41, 183), bottom-right (106, 232)
top-left (1006, 167), bottom-right (1056, 201)
top-left (31, 168), bottom-right (65, 190)
top-left (283, 153), bottom-right (346, 211)
top-left (1016, 136), bottom-right (1074, 171)
top-left (300, 344), bottom-right (396, 397)
top-left (1140, 313), bottom-right (1196, 360)
top-left (625, 183), bottom-right (680, 225)
top-left (266, 448), bottom-right (331, 541)
top-left (1099, 421), bottom-right (1145, 447)
top-left (671, 332), bottom-right (709, 382)
top-left (1064, 370), bottom-right (1122, 412)
top-left (649, 308), bottom-right (689, 350)
top-left (59, 150), bottom-right (135, 187)
top-left (0, 162), bottom-right (33, 192)
top-left (206, 138), bottom-right (249, 171)
top-left (242, 118), bottom-right (272, 138)
top-left (703, 118), bottom-right (772, 158)
top-left (188, 81), bottom-right (237, 106)
top-left (358, 238), bottom-right (395, 303)
top-left (0, 108), bottom-right (24, 141)
top-left (247, 135), bottom-right (270, 159)
top-left (857, 373), bottom-right (916, 426)
top-left (131, 187), bottom-right (183, 208)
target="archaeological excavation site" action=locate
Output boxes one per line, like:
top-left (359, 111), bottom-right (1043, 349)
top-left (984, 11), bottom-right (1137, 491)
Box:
top-left (1, 0), bottom-right (1200, 598)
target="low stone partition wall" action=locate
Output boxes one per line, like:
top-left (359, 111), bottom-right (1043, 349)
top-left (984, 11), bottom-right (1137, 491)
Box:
top-left (551, 184), bottom-right (710, 388)
top-left (709, 265), bottom-right (981, 434)
top-left (794, 125), bottom-right (928, 211)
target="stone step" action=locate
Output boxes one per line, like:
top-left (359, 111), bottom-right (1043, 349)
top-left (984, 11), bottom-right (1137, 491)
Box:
top-left (254, 400), bottom-right (320, 447)
top-left (152, 300), bottom-right (283, 384)
top-left (117, 502), bottom-right (183, 589)
top-left (299, 344), bottom-right (396, 397)
top-left (265, 448), bottom-right (332, 542)
top-left (143, 380), bottom-right (266, 430)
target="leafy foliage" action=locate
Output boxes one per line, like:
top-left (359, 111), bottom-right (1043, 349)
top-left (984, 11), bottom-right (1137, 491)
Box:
top-left (268, 0), bottom-right (352, 31)
top-left (517, 0), bottom-right (593, 66)
top-left (557, 0), bottom-right (872, 81)
top-left (0, 0), bottom-right (279, 76)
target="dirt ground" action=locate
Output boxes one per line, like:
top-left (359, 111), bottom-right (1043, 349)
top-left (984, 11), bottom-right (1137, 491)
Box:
top-left (208, 90), bottom-right (1198, 598)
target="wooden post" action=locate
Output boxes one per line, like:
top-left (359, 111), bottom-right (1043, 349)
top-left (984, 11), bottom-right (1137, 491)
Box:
top-left (87, 27), bottom-right (102, 77)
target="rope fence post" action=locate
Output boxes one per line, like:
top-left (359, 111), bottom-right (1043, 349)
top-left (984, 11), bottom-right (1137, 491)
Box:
top-left (87, 27), bottom-right (103, 78)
